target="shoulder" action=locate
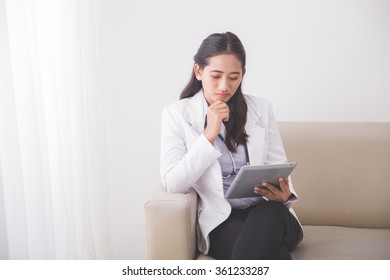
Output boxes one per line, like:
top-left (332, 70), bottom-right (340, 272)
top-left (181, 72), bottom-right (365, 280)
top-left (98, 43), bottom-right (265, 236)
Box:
top-left (163, 92), bottom-right (204, 122)
top-left (163, 97), bottom-right (191, 114)
top-left (162, 94), bottom-right (202, 128)
top-left (244, 94), bottom-right (272, 115)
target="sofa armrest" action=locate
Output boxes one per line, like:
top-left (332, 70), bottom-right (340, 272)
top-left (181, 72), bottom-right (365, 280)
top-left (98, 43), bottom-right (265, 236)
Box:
top-left (144, 184), bottom-right (198, 259)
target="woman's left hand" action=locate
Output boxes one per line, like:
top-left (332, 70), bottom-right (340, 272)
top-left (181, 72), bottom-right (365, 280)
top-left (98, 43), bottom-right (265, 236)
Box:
top-left (254, 178), bottom-right (291, 203)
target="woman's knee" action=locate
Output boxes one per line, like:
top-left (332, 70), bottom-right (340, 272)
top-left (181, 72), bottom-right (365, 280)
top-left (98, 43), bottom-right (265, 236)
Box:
top-left (250, 201), bottom-right (288, 221)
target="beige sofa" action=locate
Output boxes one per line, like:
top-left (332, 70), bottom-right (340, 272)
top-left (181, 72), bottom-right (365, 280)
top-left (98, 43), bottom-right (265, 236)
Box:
top-left (145, 122), bottom-right (390, 259)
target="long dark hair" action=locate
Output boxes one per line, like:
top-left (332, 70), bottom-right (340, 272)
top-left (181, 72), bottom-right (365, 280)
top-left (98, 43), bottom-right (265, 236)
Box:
top-left (180, 32), bottom-right (248, 152)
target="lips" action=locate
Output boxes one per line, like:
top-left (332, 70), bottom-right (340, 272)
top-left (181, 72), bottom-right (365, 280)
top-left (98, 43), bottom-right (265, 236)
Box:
top-left (216, 92), bottom-right (229, 98)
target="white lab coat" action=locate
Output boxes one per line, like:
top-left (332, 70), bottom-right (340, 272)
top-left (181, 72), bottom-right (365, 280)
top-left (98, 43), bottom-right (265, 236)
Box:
top-left (160, 91), bottom-right (300, 254)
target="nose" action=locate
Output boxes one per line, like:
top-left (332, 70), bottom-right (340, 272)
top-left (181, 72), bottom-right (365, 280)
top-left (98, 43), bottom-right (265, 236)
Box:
top-left (218, 77), bottom-right (229, 92)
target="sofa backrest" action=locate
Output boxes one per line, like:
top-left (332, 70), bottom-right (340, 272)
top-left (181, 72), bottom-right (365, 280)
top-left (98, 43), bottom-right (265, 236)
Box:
top-left (278, 122), bottom-right (390, 229)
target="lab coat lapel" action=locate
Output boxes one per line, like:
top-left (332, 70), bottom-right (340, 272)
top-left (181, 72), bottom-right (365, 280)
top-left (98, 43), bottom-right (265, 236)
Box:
top-left (246, 110), bottom-right (267, 165)
top-left (183, 92), bottom-right (206, 136)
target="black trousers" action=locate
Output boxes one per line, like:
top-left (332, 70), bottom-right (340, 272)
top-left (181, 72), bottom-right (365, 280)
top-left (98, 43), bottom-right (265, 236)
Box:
top-left (208, 201), bottom-right (303, 260)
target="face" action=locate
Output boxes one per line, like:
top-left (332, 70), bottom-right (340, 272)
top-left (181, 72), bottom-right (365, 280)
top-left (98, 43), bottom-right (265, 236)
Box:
top-left (194, 54), bottom-right (244, 105)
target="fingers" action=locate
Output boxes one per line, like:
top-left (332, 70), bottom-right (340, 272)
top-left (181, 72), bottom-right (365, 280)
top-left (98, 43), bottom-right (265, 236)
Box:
top-left (254, 185), bottom-right (269, 196)
top-left (254, 184), bottom-right (277, 201)
top-left (253, 177), bottom-right (291, 203)
top-left (279, 177), bottom-right (289, 192)
top-left (208, 100), bottom-right (230, 122)
top-left (204, 101), bottom-right (230, 143)
top-left (254, 183), bottom-right (278, 200)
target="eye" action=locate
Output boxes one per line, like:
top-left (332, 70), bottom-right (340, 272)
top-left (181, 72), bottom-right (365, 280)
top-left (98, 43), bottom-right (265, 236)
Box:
top-left (230, 76), bottom-right (239, 81)
top-left (211, 75), bottom-right (221, 79)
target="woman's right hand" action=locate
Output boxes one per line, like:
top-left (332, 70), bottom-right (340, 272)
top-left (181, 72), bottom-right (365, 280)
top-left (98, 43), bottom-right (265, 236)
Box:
top-left (204, 100), bottom-right (230, 144)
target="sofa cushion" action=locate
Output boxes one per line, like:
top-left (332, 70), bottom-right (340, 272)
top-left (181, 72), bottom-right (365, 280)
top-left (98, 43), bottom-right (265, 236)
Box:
top-left (291, 225), bottom-right (390, 260)
top-left (197, 226), bottom-right (390, 260)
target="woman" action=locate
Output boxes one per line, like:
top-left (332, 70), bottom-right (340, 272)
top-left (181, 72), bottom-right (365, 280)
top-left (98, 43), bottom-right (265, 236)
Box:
top-left (160, 32), bottom-right (303, 259)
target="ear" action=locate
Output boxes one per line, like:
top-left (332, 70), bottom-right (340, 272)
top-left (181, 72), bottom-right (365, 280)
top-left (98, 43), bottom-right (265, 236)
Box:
top-left (194, 64), bottom-right (202, 81)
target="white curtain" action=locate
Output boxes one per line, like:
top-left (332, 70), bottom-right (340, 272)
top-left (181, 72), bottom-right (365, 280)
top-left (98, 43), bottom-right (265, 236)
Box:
top-left (0, 0), bottom-right (112, 259)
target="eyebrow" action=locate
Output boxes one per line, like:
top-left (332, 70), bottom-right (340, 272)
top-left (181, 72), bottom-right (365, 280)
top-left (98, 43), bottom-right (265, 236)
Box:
top-left (210, 70), bottom-right (241, 75)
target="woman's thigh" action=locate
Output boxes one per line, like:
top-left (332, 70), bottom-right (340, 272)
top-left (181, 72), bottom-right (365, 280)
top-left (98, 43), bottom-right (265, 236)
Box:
top-left (232, 201), bottom-right (303, 259)
top-left (208, 210), bottom-right (247, 260)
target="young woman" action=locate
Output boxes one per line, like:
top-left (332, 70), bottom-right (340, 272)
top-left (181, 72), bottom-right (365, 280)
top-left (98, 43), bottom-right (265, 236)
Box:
top-left (160, 32), bottom-right (303, 259)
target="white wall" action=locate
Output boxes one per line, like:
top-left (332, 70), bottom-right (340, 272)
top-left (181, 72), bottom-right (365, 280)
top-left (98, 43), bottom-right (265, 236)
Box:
top-left (95, 0), bottom-right (390, 259)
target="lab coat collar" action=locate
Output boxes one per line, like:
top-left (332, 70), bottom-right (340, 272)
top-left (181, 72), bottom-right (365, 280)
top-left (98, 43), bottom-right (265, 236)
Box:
top-left (183, 91), bottom-right (208, 135)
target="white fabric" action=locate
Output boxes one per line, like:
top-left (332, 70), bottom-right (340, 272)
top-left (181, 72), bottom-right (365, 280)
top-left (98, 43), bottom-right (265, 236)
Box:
top-left (0, 0), bottom-right (111, 259)
top-left (160, 91), bottom-right (300, 254)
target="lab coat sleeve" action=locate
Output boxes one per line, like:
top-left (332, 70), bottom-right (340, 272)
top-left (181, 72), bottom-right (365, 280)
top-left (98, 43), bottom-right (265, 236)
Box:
top-left (160, 107), bottom-right (221, 193)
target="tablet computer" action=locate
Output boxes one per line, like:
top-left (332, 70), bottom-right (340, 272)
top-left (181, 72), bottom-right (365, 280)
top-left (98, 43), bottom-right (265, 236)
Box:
top-left (224, 162), bottom-right (297, 199)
